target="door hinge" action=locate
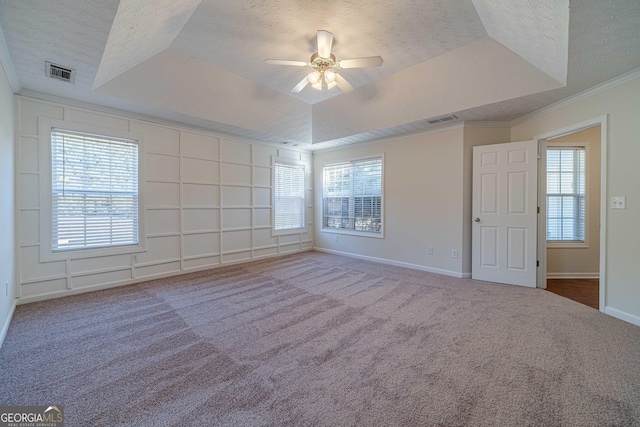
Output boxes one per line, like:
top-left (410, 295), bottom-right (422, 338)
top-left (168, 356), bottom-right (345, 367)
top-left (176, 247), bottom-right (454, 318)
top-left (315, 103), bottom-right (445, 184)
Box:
top-left (537, 261), bottom-right (540, 267)
top-left (537, 206), bottom-right (540, 214)
top-left (537, 152), bottom-right (541, 160)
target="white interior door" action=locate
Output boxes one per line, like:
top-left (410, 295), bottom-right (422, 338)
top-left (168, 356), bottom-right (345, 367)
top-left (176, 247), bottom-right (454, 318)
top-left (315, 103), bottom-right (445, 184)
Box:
top-left (472, 141), bottom-right (537, 287)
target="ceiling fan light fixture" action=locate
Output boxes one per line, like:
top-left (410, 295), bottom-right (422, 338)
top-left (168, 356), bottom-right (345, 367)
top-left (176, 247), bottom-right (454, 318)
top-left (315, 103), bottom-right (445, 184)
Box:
top-left (325, 70), bottom-right (336, 83)
top-left (311, 81), bottom-right (323, 91)
top-left (308, 71), bottom-right (321, 85)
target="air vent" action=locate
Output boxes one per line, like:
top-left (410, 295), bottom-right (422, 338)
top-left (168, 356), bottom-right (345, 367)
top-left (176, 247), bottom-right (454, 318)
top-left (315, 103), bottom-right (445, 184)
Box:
top-left (45, 61), bottom-right (75, 83)
top-left (427, 114), bottom-right (458, 125)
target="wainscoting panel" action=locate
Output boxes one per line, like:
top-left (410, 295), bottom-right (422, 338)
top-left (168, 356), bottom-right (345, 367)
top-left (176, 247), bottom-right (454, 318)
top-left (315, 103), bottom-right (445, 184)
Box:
top-left (16, 95), bottom-right (313, 303)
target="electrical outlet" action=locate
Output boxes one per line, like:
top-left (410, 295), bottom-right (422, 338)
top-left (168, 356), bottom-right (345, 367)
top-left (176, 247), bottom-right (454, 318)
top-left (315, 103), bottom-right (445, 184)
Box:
top-left (611, 196), bottom-right (626, 209)
top-left (427, 246), bottom-right (433, 255)
top-left (451, 249), bottom-right (459, 259)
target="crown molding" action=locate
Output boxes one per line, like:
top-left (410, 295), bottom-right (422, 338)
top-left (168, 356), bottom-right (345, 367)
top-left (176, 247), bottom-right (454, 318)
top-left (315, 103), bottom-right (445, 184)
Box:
top-left (511, 66), bottom-right (640, 126)
top-left (0, 23), bottom-right (21, 93)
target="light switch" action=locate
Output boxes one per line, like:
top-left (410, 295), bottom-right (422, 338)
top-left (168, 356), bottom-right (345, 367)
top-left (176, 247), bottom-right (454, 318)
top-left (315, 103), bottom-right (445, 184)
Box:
top-left (611, 196), bottom-right (626, 209)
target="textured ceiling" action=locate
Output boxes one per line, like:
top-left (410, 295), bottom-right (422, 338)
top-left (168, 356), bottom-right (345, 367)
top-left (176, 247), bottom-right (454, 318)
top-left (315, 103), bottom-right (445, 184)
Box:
top-left (471, 0), bottom-right (569, 84)
top-left (0, 0), bottom-right (639, 149)
top-left (171, 0), bottom-right (487, 104)
top-left (93, 0), bottom-right (202, 89)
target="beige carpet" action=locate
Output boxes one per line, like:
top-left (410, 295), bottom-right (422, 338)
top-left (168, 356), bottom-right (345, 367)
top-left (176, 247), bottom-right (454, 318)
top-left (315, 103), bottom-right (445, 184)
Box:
top-left (1, 251), bottom-right (639, 426)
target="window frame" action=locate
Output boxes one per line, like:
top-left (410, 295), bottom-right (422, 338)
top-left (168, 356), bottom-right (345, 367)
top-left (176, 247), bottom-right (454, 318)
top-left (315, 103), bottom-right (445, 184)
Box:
top-left (39, 118), bottom-right (147, 262)
top-left (546, 143), bottom-right (589, 249)
top-left (271, 157), bottom-right (308, 236)
top-left (321, 154), bottom-right (384, 239)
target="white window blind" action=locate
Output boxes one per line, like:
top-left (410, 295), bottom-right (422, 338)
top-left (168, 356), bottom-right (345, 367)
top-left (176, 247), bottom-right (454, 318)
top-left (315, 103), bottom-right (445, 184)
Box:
top-left (274, 162), bottom-right (305, 231)
top-left (51, 128), bottom-right (139, 251)
top-left (546, 147), bottom-right (586, 242)
top-left (323, 157), bottom-right (382, 233)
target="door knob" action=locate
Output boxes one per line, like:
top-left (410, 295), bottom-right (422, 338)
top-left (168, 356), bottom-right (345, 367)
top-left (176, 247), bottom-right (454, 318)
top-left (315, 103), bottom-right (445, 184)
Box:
top-left (474, 218), bottom-right (481, 222)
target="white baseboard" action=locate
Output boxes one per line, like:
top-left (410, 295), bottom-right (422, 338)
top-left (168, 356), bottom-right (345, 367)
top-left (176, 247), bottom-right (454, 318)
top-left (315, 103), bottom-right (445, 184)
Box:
top-left (0, 299), bottom-right (17, 349)
top-left (313, 247), bottom-right (469, 278)
top-left (546, 272), bottom-right (599, 279)
top-left (604, 306), bottom-right (640, 328)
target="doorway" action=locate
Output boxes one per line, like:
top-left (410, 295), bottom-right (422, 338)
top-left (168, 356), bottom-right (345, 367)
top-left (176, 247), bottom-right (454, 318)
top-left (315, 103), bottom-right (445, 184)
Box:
top-left (546, 278), bottom-right (599, 309)
top-left (536, 117), bottom-right (607, 312)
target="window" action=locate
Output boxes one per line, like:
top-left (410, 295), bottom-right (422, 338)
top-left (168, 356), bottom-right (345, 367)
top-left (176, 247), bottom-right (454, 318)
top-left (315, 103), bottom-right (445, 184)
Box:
top-left (546, 147), bottom-right (586, 243)
top-left (274, 161), bottom-right (305, 233)
top-left (51, 128), bottom-right (140, 251)
top-left (39, 119), bottom-right (146, 261)
top-left (323, 157), bottom-right (383, 236)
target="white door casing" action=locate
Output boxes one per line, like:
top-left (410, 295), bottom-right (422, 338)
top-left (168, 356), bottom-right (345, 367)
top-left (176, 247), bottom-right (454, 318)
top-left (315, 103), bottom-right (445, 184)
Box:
top-left (472, 141), bottom-right (537, 287)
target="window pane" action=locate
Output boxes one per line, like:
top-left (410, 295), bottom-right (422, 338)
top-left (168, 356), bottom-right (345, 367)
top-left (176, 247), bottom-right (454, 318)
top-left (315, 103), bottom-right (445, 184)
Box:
top-left (546, 147), bottom-right (585, 242)
top-left (323, 158), bottom-right (382, 234)
top-left (51, 129), bottom-right (139, 251)
top-left (274, 162), bottom-right (305, 230)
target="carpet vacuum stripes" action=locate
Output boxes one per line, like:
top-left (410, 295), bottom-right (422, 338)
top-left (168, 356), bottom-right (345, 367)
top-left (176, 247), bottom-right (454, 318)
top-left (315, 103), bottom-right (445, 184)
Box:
top-left (1, 251), bottom-right (639, 426)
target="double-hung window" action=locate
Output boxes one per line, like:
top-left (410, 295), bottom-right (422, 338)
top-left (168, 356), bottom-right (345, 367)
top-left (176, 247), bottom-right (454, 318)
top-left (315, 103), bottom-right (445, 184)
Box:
top-left (546, 146), bottom-right (586, 243)
top-left (273, 160), bottom-right (306, 234)
top-left (322, 157), bottom-right (383, 236)
top-left (40, 119), bottom-right (145, 261)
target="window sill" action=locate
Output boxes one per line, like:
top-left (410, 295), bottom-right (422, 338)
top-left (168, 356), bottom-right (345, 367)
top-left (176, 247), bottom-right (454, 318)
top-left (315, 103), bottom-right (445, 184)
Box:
top-left (272, 228), bottom-right (306, 237)
top-left (547, 241), bottom-right (589, 249)
top-left (41, 242), bottom-right (146, 262)
top-left (321, 229), bottom-right (384, 239)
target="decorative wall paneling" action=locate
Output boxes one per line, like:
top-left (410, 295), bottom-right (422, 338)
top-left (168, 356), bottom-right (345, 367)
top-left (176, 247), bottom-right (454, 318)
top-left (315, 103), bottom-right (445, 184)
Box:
top-left (16, 96), bottom-right (313, 302)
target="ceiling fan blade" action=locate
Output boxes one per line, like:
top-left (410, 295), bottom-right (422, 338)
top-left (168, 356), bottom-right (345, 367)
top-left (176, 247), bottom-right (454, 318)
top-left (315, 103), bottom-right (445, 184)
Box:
top-left (317, 30), bottom-right (333, 58)
top-left (291, 76), bottom-right (310, 93)
top-left (338, 56), bottom-right (384, 69)
top-left (264, 59), bottom-right (308, 67)
top-left (335, 74), bottom-right (354, 93)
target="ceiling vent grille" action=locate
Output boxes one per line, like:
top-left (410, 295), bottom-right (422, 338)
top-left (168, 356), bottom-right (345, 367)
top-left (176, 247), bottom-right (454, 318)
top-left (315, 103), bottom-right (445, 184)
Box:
top-left (427, 114), bottom-right (457, 125)
top-left (46, 62), bottom-right (75, 83)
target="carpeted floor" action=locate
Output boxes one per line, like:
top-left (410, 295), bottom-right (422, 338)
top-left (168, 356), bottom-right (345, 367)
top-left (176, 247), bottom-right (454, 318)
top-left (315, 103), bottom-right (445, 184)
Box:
top-left (1, 251), bottom-right (639, 426)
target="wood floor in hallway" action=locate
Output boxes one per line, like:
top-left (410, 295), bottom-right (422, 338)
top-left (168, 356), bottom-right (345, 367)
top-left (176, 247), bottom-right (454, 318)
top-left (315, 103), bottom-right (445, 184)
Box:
top-left (546, 278), bottom-right (599, 309)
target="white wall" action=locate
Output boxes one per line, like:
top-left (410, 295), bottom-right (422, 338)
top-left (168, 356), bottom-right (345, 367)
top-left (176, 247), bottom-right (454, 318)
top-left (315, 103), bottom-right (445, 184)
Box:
top-left (312, 124), bottom-right (511, 278)
top-left (313, 127), bottom-right (468, 277)
top-left (512, 75), bottom-right (640, 325)
top-left (15, 95), bottom-right (313, 303)
top-left (546, 126), bottom-right (601, 278)
top-left (0, 50), bottom-right (16, 343)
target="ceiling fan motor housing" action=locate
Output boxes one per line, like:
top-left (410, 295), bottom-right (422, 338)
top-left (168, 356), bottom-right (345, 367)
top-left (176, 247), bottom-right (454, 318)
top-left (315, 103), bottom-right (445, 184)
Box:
top-left (310, 53), bottom-right (337, 71)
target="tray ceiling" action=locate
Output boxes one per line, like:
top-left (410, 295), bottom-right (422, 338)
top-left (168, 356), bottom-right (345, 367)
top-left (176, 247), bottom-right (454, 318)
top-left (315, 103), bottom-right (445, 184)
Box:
top-left (0, 0), bottom-right (639, 149)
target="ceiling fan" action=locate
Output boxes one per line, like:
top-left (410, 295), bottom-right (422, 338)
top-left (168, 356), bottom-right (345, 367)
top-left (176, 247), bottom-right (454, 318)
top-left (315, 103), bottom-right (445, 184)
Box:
top-left (264, 30), bottom-right (383, 94)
